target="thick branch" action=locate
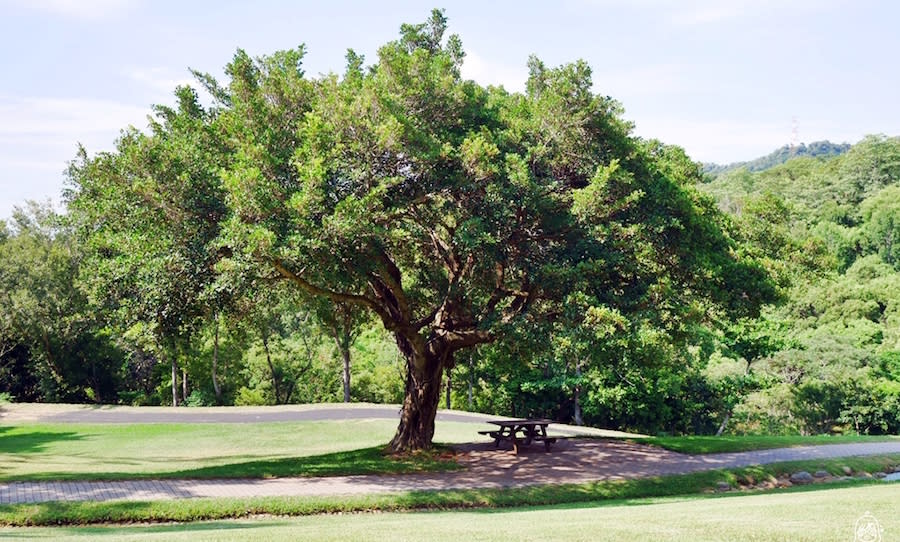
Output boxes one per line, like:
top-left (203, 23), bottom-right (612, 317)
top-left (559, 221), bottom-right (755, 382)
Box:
top-left (271, 259), bottom-right (396, 329)
top-left (483, 261), bottom-right (507, 317)
top-left (413, 305), bottom-right (441, 331)
top-left (428, 229), bottom-right (454, 271)
top-left (372, 248), bottom-right (412, 322)
top-left (434, 328), bottom-right (493, 352)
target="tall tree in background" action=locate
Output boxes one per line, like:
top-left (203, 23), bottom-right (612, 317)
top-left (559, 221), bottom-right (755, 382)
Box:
top-left (315, 300), bottom-right (365, 403)
top-left (67, 87), bottom-right (227, 406)
top-left (0, 202), bottom-right (123, 402)
top-left (67, 11), bottom-right (774, 450)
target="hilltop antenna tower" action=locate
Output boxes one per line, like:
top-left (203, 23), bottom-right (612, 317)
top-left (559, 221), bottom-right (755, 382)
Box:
top-left (790, 116), bottom-right (799, 152)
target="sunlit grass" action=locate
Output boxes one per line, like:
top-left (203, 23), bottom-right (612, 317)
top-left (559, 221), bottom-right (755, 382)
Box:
top-left (1, 480), bottom-right (897, 540)
top-left (0, 420), bottom-right (479, 481)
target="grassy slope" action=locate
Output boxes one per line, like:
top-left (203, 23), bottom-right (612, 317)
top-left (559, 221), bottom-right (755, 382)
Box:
top-left (2, 483), bottom-right (896, 541)
top-left (0, 420), bottom-right (480, 481)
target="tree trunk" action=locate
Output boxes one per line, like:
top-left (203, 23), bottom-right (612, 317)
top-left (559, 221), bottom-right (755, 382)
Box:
top-left (716, 412), bottom-right (731, 436)
top-left (330, 325), bottom-right (352, 403)
top-left (341, 344), bottom-right (351, 403)
top-left (212, 313), bottom-right (222, 404)
top-left (573, 358), bottom-right (584, 426)
top-left (261, 333), bottom-right (281, 404)
top-left (182, 368), bottom-right (188, 403)
top-left (40, 332), bottom-right (65, 390)
top-left (717, 357), bottom-right (752, 436)
top-left (389, 349), bottom-right (445, 453)
top-left (170, 356), bottom-right (178, 407)
top-left (90, 362), bottom-right (101, 404)
top-left (445, 367), bottom-right (452, 410)
top-left (467, 354), bottom-right (474, 410)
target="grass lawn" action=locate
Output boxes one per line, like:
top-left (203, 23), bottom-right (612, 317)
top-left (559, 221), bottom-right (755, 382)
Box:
top-left (2, 414), bottom-right (898, 480)
top-left (2, 483), bottom-right (895, 541)
top-left (0, 419), bottom-right (481, 481)
top-left (635, 434), bottom-right (900, 454)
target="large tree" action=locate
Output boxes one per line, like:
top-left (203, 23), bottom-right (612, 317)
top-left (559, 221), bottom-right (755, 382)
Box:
top-left (69, 11), bottom-right (774, 450)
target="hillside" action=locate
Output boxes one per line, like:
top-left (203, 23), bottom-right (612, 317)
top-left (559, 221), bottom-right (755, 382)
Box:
top-left (696, 134), bottom-right (900, 435)
top-left (703, 140), bottom-right (851, 176)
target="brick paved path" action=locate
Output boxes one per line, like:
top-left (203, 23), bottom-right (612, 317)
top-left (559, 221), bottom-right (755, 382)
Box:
top-left (2, 441), bottom-right (898, 505)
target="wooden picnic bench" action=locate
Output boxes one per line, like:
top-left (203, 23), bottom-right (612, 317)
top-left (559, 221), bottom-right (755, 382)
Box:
top-left (478, 418), bottom-right (557, 453)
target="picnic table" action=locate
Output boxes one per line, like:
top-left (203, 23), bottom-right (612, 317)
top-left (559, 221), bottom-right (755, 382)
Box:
top-left (478, 418), bottom-right (557, 453)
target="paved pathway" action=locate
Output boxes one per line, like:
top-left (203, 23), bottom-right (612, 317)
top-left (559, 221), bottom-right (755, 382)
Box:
top-left (2, 440), bottom-right (898, 505)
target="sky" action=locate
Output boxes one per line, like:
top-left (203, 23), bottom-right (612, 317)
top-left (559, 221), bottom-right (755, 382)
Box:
top-left (1, 0), bottom-right (899, 220)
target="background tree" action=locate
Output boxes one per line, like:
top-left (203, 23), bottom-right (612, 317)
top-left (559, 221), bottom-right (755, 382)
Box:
top-left (315, 300), bottom-right (366, 403)
top-left (67, 87), bottom-right (227, 406)
top-left (0, 202), bottom-right (123, 402)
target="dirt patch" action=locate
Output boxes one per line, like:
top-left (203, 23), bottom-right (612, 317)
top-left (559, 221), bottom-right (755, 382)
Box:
top-left (449, 438), bottom-right (691, 485)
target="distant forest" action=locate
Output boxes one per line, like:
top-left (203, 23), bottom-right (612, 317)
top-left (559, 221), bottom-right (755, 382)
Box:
top-left (703, 140), bottom-right (851, 176)
top-left (698, 135), bottom-right (900, 435)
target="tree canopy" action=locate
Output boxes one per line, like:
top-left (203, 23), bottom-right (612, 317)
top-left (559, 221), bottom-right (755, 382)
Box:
top-left (63, 10), bottom-right (775, 450)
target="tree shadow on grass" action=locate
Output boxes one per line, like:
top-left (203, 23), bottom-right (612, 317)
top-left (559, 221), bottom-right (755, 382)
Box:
top-left (0, 426), bottom-right (83, 455)
top-left (68, 521), bottom-right (289, 537)
top-left (3, 446), bottom-right (460, 481)
top-left (169, 445), bottom-right (459, 479)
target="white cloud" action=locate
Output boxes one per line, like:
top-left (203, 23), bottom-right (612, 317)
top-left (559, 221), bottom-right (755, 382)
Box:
top-left (9, 0), bottom-right (138, 20)
top-left (0, 95), bottom-right (153, 218)
top-left (124, 67), bottom-right (194, 96)
top-left (670, 2), bottom-right (753, 26)
top-left (0, 96), bottom-right (151, 143)
top-left (573, 0), bottom-right (845, 27)
top-left (593, 64), bottom-right (698, 98)
top-left (636, 115), bottom-right (863, 164)
top-left (461, 50), bottom-right (527, 92)
top-left (0, 155), bottom-right (67, 172)
top-left (658, 117), bottom-right (868, 164)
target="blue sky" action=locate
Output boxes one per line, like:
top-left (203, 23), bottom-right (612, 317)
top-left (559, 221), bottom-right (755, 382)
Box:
top-left (1, 0), bottom-right (898, 220)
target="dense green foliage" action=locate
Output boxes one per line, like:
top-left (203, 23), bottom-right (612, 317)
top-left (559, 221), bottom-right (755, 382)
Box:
top-left (0, 203), bottom-right (402, 407)
top-left (698, 135), bottom-right (900, 435)
top-left (442, 137), bottom-right (900, 436)
top-left (0, 204), bottom-right (126, 403)
top-left (1, 12), bottom-right (896, 440)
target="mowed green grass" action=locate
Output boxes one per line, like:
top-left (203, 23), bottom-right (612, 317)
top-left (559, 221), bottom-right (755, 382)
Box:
top-left (3, 484), bottom-right (895, 541)
top-left (637, 434), bottom-right (900, 454)
top-left (0, 420), bottom-right (482, 481)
